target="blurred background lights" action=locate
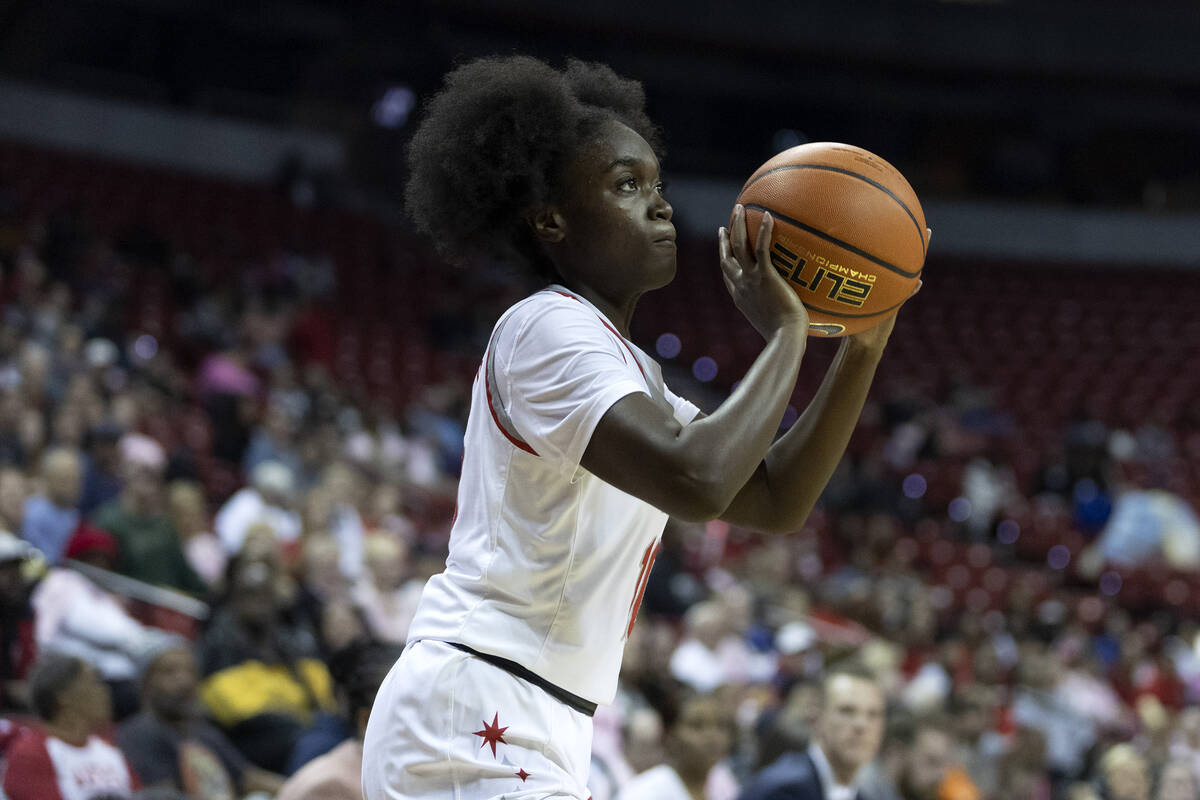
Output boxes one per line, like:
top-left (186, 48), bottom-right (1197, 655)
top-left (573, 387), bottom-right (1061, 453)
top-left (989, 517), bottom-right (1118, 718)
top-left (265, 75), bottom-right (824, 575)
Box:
top-left (655, 332), bottom-right (682, 359)
top-left (948, 496), bottom-right (972, 522)
top-left (1099, 571), bottom-right (1123, 596)
top-left (996, 519), bottom-right (1020, 544)
top-left (902, 473), bottom-right (927, 499)
top-left (133, 334), bottom-right (158, 361)
top-left (692, 356), bottom-right (718, 382)
top-left (372, 86), bottom-right (416, 128)
top-left (1047, 545), bottom-right (1071, 570)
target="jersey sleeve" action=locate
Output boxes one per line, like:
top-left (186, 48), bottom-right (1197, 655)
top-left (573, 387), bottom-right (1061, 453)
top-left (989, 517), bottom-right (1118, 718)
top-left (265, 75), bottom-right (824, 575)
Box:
top-left (497, 301), bottom-right (647, 478)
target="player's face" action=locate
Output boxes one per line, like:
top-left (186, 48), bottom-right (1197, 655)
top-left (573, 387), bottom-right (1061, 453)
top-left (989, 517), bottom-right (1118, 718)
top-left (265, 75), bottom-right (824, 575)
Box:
top-left (555, 120), bottom-right (676, 297)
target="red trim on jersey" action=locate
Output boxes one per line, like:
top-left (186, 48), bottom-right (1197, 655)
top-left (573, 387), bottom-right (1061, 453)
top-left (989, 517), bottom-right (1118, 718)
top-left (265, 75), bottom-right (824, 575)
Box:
top-left (485, 359), bottom-right (538, 456)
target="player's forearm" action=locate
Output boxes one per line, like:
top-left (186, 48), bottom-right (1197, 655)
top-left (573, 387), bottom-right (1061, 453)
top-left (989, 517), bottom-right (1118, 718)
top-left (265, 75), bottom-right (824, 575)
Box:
top-left (722, 338), bottom-right (883, 532)
top-left (676, 322), bottom-right (807, 514)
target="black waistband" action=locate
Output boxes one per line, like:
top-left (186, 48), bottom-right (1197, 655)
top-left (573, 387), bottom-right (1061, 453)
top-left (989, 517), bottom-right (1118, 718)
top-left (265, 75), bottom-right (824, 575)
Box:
top-left (444, 642), bottom-right (598, 717)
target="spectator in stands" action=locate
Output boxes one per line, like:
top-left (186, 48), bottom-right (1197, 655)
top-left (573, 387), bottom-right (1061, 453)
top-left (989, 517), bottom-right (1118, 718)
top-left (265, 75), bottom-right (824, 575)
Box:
top-left (670, 601), bottom-right (733, 693)
top-left (1011, 641), bottom-right (1096, 784)
top-left (166, 479), bottom-right (226, 588)
top-left (92, 433), bottom-right (206, 595)
top-left (197, 553), bottom-right (334, 772)
top-left (1066, 784), bottom-right (1102, 800)
top-left (31, 525), bottom-right (180, 718)
top-left (117, 644), bottom-right (284, 798)
top-left (243, 398), bottom-right (304, 479)
top-left (617, 688), bottom-right (732, 800)
top-left (352, 533), bottom-right (424, 644)
top-left (1153, 758), bottom-right (1198, 800)
top-left (0, 465), bottom-right (29, 534)
top-left (291, 533), bottom-right (354, 650)
top-left (1087, 488), bottom-right (1200, 571)
top-left (1097, 743), bottom-right (1151, 800)
top-left (214, 459), bottom-right (302, 555)
top-left (21, 446), bottom-right (82, 562)
top-left (994, 727), bottom-right (1051, 800)
top-left (0, 530), bottom-right (37, 710)
top-left (737, 663), bottom-right (886, 800)
top-left (948, 684), bottom-right (1006, 797)
top-left (1167, 706), bottom-right (1200, 782)
top-left (863, 713), bottom-right (962, 800)
top-left (277, 639), bottom-right (402, 800)
top-left (79, 422), bottom-right (123, 515)
top-left (318, 460), bottom-right (367, 578)
top-left (2, 654), bottom-right (142, 800)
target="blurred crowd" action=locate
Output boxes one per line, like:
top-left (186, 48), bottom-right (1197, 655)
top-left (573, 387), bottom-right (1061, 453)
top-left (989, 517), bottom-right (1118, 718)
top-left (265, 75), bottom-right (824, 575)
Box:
top-left (0, 155), bottom-right (1199, 800)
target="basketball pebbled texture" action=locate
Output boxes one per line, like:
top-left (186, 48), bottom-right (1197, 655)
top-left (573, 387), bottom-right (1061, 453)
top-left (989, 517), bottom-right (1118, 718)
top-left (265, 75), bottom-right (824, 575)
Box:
top-left (734, 142), bottom-right (928, 337)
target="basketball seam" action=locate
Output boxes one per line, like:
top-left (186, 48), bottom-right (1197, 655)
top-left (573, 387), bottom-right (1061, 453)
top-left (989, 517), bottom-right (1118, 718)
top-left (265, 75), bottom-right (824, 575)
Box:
top-left (800, 294), bottom-right (914, 319)
top-left (743, 202), bottom-right (922, 279)
top-left (741, 163), bottom-right (927, 255)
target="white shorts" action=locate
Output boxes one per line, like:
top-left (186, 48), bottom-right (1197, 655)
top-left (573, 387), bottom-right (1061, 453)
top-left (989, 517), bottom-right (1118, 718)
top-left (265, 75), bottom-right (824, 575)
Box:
top-left (362, 639), bottom-right (594, 800)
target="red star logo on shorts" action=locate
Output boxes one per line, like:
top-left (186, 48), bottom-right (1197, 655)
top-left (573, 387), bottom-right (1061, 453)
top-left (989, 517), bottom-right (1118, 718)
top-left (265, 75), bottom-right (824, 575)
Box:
top-left (515, 768), bottom-right (531, 782)
top-left (472, 712), bottom-right (509, 758)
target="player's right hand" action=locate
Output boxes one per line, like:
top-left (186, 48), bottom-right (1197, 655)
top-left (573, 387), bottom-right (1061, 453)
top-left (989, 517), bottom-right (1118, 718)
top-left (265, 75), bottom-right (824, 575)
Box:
top-left (719, 204), bottom-right (810, 339)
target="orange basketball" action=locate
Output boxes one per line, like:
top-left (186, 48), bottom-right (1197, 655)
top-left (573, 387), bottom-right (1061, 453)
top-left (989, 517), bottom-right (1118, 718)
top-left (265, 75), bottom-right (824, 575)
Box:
top-left (733, 142), bottom-right (928, 337)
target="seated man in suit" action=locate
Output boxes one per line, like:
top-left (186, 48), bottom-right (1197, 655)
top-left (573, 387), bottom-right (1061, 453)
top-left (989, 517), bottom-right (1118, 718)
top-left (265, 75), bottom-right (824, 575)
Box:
top-left (739, 662), bottom-right (886, 800)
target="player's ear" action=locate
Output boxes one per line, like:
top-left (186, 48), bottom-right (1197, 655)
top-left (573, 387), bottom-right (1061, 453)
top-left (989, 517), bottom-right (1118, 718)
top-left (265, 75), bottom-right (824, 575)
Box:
top-left (530, 207), bottom-right (567, 244)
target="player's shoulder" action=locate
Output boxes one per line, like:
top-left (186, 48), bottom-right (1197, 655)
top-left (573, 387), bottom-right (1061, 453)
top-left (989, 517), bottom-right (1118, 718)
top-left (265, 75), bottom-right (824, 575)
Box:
top-left (496, 288), bottom-right (609, 348)
top-left (503, 287), bottom-right (593, 324)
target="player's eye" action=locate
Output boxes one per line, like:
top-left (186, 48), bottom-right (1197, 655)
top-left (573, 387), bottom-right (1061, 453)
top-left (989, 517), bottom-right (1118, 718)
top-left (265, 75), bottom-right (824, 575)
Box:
top-left (655, 180), bottom-right (667, 195)
top-left (618, 176), bottom-right (638, 191)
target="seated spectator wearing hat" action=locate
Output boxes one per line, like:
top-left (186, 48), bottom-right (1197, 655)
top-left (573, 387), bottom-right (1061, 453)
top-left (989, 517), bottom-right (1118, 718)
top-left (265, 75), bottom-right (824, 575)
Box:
top-left (2, 653), bottom-right (142, 800)
top-left (30, 525), bottom-right (179, 718)
top-left (277, 639), bottom-right (403, 800)
top-left (116, 644), bottom-right (284, 798)
top-left (0, 531), bottom-right (38, 711)
top-left (197, 552), bottom-right (334, 773)
top-left (21, 446), bottom-right (83, 563)
top-left (738, 663), bottom-right (886, 800)
top-left (214, 460), bottom-right (302, 556)
top-left (92, 434), bottom-right (207, 595)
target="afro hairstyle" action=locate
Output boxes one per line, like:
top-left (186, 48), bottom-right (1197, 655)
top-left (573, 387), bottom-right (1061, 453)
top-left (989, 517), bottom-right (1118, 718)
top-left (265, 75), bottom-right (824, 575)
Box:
top-left (405, 55), bottom-right (661, 282)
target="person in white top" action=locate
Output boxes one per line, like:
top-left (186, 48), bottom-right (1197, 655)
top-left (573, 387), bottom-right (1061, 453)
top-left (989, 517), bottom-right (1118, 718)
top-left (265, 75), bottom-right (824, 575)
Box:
top-left (363, 54), bottom-right (918, 800)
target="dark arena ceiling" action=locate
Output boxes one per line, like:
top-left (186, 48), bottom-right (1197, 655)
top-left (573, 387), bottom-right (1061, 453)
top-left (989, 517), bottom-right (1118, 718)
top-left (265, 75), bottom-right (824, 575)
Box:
top-left (2, 0), bottom-right (1199, 209)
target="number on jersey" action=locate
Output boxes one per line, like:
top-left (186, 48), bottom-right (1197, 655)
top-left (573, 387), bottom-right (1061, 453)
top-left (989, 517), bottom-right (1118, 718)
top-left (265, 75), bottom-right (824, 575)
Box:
top-left (625, 540), bottom-right (660, 639)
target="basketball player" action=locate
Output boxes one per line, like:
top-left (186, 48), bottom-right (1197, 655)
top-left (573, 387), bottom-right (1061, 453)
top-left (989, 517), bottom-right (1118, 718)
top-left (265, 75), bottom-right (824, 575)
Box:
top-left (363, 55), bottom-right (915, 799)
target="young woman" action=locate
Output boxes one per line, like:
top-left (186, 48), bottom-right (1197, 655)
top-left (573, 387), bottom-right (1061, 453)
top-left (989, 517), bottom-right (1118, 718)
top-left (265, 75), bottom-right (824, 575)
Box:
top-left (617, 689), bottom-right (731, 800)
top-left (363, 54), bottom-right (915, 799)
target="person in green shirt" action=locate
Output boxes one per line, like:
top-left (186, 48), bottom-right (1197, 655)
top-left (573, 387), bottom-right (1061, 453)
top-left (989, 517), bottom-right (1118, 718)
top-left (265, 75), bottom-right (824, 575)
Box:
top-left (92, 433), bottom-right (207, 596)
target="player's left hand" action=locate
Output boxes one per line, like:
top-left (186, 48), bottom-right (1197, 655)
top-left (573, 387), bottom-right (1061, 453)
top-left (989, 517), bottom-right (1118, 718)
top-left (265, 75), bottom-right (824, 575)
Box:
top-left (848, 228), bottom-right (929, 352)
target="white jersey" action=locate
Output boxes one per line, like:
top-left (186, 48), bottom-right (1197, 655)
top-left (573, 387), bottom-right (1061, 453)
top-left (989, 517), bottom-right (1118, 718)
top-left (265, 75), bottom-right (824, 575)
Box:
top-left (407, 285), bottom-right (699, 704)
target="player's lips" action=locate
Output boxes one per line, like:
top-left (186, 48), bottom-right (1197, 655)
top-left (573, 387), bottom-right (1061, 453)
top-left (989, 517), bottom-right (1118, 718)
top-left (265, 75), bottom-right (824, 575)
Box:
top-left (652, 229), bottom-right (677, 246)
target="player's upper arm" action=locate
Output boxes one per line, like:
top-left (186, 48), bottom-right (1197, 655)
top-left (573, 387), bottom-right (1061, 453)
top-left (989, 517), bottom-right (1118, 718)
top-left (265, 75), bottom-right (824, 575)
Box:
top-left (581, 397), bottom-right (728, 522)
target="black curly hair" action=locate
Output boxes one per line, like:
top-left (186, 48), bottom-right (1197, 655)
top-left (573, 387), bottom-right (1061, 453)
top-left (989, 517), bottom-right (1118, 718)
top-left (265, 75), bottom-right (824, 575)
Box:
top-left (405, 55), bottom-right (661, 282)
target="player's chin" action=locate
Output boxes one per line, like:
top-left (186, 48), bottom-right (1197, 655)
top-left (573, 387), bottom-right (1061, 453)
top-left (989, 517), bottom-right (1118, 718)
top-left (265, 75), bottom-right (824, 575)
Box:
top-left (645, 248), bottom-right (677, 288)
